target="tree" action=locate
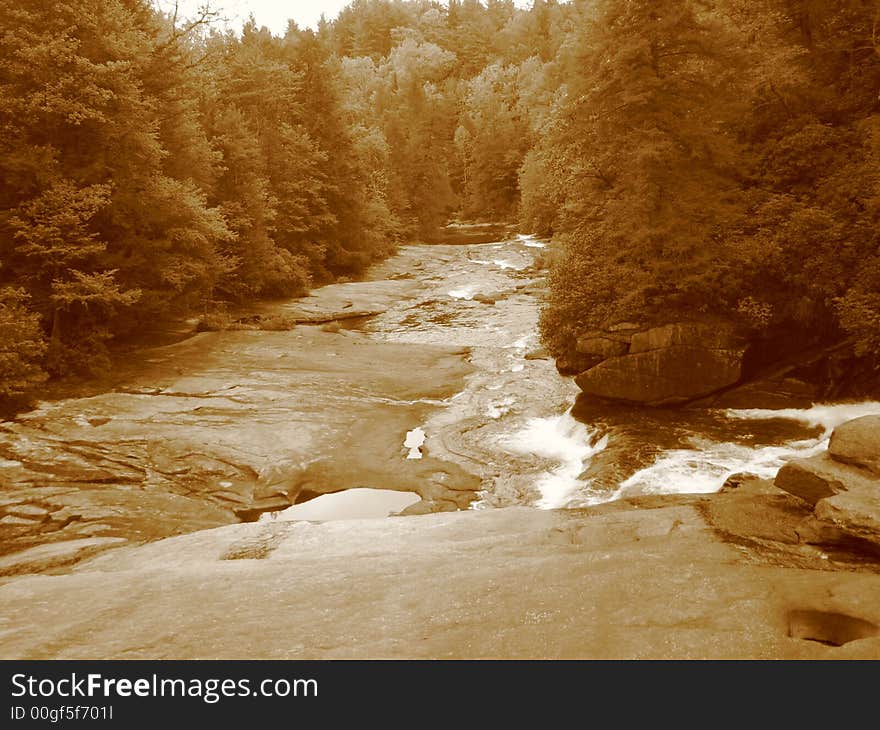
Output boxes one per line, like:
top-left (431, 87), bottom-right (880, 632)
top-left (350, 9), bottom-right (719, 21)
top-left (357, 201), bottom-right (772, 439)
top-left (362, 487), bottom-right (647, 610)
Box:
top-left (456, 63), bottom-right (532, 219)
top-left (714, 0), bottom-right (880, 346)
top-left (0, 0), bottom-right (232, 373)
top-left (0, 288), bottom-right (47, 405)
top-left (536, 0), bottom-right (750, 352)
top-left (6, 181), bottom-right (139, 372)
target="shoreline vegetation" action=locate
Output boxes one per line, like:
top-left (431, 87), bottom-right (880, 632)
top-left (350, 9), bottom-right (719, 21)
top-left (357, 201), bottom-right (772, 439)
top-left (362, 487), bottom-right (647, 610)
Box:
top-left (2, 1), bottom-right (880, 662)
top-left (3, 1), bottom-right (879, 415)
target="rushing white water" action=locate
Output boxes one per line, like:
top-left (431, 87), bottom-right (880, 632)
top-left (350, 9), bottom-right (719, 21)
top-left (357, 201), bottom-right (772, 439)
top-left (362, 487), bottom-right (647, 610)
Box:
top-left (516, 234), bottom-right (546, 248)
top-left (612, 401), bottom-right (880, 500)
top-left (614, 438), bottom-right (823, 497)
top-left (507, 335), bottom-right (533, 351)
top-left (469, 257), bottom-right (523, 270)
top-left (492, 259), bottom-right (519, 270)
top-left (725, 402), bottom-right (880, 434)
top-left (504, 409), bottom-right (609, 509)
top-left (487, 396), bottom-right (517, 419)
top-left (500, 400), bottom-right (880, 509)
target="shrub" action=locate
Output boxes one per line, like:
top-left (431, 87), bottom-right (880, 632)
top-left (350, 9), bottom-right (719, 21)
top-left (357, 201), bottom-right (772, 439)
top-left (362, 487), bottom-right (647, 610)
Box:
top-left (0, 288), bottom-right (47, 404)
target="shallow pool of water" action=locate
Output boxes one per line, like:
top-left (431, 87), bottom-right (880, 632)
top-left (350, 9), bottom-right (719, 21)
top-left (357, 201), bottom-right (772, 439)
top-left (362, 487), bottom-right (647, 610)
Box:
top-left (261, 488), bottom-right (421, 522)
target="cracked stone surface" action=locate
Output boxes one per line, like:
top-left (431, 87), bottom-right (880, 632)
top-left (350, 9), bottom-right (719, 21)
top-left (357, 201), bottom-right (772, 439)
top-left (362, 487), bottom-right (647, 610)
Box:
top-left (0, 327), bottom-right (475, 557)
top-left (2, 495), bottom-right (879, 659)
top-left (0, 240), bottom-right (552, 562)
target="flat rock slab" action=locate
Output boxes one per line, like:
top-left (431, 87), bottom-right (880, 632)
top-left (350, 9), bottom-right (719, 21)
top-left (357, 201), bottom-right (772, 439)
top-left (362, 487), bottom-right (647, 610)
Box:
top-left (2, 499), bottom-right (879, 659)
top-left (817, 489), bottom-right (880, 545)
top-left (272, 278), bottom-right (422, 323)
top-left (0, 327), bottom-right (475, 552)
top-left (0, 537), bottom-right (126, 576)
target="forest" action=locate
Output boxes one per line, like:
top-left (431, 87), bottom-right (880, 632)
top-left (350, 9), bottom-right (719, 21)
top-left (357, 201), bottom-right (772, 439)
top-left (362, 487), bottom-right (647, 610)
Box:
top-left (1, 0), bottom-right (879, 409)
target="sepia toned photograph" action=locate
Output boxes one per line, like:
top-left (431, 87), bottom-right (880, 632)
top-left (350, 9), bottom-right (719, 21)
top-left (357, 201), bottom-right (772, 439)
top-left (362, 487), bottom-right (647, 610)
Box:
top-left (1, 0), bottom-right (880, 666)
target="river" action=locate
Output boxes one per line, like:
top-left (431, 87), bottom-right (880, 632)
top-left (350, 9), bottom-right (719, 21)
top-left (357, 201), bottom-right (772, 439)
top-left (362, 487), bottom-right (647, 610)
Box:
top-left (2, 232), bottom-right (879, 560)
top-left (273, 233), bottom-right (880, 513)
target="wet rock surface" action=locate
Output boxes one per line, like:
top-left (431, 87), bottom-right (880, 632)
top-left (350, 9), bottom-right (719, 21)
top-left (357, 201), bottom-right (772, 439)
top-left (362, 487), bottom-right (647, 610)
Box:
top-left (774, 453), bottom-right (877, 506)
top-left (2, 494), bottom-right (880, 659)
top-left (0, 329), bottom-right (476, 555)
top-left (573, 322), bottom-right (746, 406)
top-left (775, 417), bottom-right (880, 549)
top-left (0, 237), bottom-right (560, 561)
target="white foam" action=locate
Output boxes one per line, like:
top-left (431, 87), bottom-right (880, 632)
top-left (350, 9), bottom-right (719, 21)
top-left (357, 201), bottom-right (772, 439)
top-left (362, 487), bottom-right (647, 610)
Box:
top-left (492, 259), bottom-right (519, 270)
top-left (517, 234), bottom-right (546, 248)
top-left (615, 401), bottom-right (880, 499)
top-left (505, 409), bottom-right (608, 509)
top-left (486, 396), bottom-right (516, 419)
top-left (614, 438), bottom-right (823, 498)
top-left (725, 401), bottom-right (880, 438)
top-left (507, 335), bottom-right (532, 351)
top-left (404, 427), bottom-right (427, 460)
top-left (448, 287), bottom-right (476, 300)
top-left (467, 256), bottom-right (523, 270)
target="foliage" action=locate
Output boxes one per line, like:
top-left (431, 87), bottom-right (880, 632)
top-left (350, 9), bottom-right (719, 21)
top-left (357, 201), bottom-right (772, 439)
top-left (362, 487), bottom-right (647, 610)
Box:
top-left (2, 0), bottom-right (878, 404)
top-left (0, 288), bottom-right (47, 403)
top-left (527, 0), bottom-right (880, 362)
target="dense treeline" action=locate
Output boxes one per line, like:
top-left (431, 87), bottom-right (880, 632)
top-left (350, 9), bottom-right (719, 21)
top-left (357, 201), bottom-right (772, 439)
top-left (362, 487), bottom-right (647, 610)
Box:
top-left (529, 0), bottom-right (880, 368)
top-left (0, 0), bottom-right (559, 406)
top-left (2, 0), bottom-right (878, 408)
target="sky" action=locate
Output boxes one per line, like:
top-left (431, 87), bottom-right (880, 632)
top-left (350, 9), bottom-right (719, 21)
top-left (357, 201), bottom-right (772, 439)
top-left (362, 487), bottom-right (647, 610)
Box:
top-left (160, 1), bottom-right (352, 34)
top-left (162, 1), bottom-right (533, 36)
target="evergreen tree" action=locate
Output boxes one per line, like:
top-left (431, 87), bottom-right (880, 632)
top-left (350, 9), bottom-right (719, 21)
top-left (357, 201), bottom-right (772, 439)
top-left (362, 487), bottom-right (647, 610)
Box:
top-left (536, 0), bottom-right (749, 351)
top-left (3, 0), bottom-right (879, 406)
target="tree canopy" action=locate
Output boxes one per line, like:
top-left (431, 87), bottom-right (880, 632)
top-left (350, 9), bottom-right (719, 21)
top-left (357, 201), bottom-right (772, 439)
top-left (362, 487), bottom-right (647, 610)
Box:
top-left (2, 0), bottom-right (878, 407)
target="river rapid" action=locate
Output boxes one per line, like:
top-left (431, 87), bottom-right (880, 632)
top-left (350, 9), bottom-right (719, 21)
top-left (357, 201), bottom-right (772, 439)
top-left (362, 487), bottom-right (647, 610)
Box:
top-left (2, 232), bottom-right (880, 551)
top-left (339, 233), bottom-right (880, 511)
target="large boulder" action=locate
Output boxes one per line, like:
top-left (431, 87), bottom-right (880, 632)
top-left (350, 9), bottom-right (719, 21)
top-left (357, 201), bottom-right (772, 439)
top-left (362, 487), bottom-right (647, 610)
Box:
top-left (815, 489), bottom-right (880, 545)
top-left (775, 452), bottom-right (879, 506)
top-left (575, 333), bottom-right (630, 360)
top-left (575, 347), bottom-right (743, 405)
top-left (629, 322), bottom-right (741, 354)
top-left (574, 322), bottom-right (745, 406)
top-left (774, 416), bottom-right (880, 548)
top-left (828, 416), bottom-right (880, 476)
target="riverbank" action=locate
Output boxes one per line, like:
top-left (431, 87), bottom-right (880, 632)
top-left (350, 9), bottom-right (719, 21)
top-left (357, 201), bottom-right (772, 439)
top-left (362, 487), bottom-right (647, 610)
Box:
top-left (0, 325), bottom-right (479, 557)
top-left (2, 488), bottom-right (880, 659)
top-left (3, 234), bottom-right (879, 561)
top-left (3, 233), bottom-right (880, 659)
top-left (0, 235), bottom-right (553, 560)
